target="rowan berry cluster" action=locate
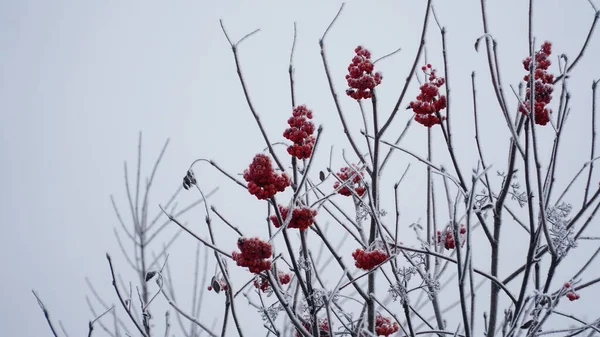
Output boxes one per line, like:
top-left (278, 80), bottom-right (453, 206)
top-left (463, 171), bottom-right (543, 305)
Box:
top-left (435, 224), bottom-right (466, 250)
top-left (232, 237), bottom-right (272, 274)
top-left (296, 318), bottom-right (330, 337)
top-left (345, 46), bottom-right (383, 100)
top-left (284, 105), bottom-right (316, 159)
top-left (566, 292), bottom-right (580, 301)
top-left (253, 277), bottom-right (270, 292)
top-left (352, 248), bottom-right (388, 270)
top-left (269, 205), bottom-right (317, 231)
top-left (243, 154), bottom-right (290, 200)
top-left (279, 272), bottom-right (291, 285)
top-left (563, 282), bottom-right (580, 301)
top-left (409, 64), bottom-right (447, 127)
top-left (253, 272), bottom-right (292, 293)
top-left (519, 41), bottom-right (554, 125)
top-left (375, 314), bottom-right (400, 336)
top-left (333, 165), bottom-right (366, 197)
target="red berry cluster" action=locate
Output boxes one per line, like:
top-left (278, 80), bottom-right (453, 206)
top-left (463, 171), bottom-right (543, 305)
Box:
top-left (375, 314), bottom-right (400, 336)
top-left (519, 41), bottom-right (554, 125)
top-left (279, 271), bottom-right (291, 285)
top-left (563, 282), bottom-right (580, 301)
top-left (253, 277), bottom-right (270, 292)
top-left (253, 272), bottom-right (292, 293)
top-left (352, 248), bottom-right (388, 270)
top-left (232, 237), bottom-right (272, 274)
top-left (345, 46), bottom-right (383, 100)
top-left (270, 205), bottom-right (317, 231)
top-left (566, 292), bottom-right (580, 301)
top-left (296, 318), bottom-right (330, 337)
top-left (333, 166), bottom-right (366, 197)
top-left (409, 64), bottom-right (447, 127)
top-left (243, 154), bottom-right (290, 200)
top-left (284, 105), bottom-right (316, 159)
top-left (435, 224), bottom-right (466, 250)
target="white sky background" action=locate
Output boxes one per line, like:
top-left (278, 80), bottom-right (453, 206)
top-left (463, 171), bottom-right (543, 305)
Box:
top-left (1, 0), bottom-right (599, 336)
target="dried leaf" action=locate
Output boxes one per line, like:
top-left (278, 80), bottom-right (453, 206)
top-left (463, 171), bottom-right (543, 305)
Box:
top-left (145, 271), bottom-right (157, 282)
top-left (521, 320), bottom-right (534, 329)
top-left (211, 276), bottom-right (221, 293)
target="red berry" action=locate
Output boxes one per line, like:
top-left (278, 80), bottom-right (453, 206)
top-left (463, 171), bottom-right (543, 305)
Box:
top-left (434, 225), bottom-right (466, 250)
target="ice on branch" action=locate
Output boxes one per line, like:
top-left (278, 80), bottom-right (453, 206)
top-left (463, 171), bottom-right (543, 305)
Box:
top-left (547, 202), bottom-right (576, 258)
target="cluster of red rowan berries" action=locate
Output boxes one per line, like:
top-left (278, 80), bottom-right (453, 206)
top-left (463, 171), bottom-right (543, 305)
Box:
top-left (253, 277), bottom-right (270, 292)
top-left (519, 41), bottom-right (554, 125)
top-left (279, 272), bottom-right (291, 285)
top-left (566, 292), bottom-right (580, 301)
top-left (269, 205), bottom-right (317, 231)
top-left (409, 64), bottom-right (447, 127)
top-left (253, 272), bottom-right (292, 292)
top-left (243, 154), bottom-right (290, 200)
top-left (296, 318), bottom-right (330, 337)
top-left (375, 314), bottom-right (400, 336)
top-left (333, 165), bottom-right (367, 197)
top-left (345, 46), bottom-right (383, 100)
top-left (352, 248), bottom-right (388, 270)
top-left (284, 105), bottom-right (316, 159)
top-left (563, 282), bottom-right (580, 301)
top-left (435, 224), bottom-right (466, 250)
top-left (232, 237), bottom-right (272, 274)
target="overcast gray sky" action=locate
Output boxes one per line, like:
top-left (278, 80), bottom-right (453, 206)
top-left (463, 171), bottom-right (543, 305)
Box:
top-left (1, 0), bottom-right (599, 336)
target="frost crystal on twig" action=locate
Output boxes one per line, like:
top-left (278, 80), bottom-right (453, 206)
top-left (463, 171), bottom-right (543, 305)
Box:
top-left (312, 288), bottom-right (327, 309)
top-left (509, 182), bottom-right (528, 207)
top-left (423, 273), bottom-right (441, 300)
top-left (547, 202), bottom-right (576, 258)
top-left (409, 250), bottom-right (426, 266)
top-left (389, 282), bottom-right (410, 305)
top-left (355, 202), bottom-right (369, 222)
top-left (297, 255), bottom-right (312, 271)
top-left (396, 266), bottom-right (417, 283)
top-left (474, 190), bottom-right (490, 210)
top-left (269, 293), bottom-right (292, 319)
top-left (529, 289), bottom-right (554, 320)
top-left (301, 288), bottom-right (340, 314)
top-left (260, 302), bottom-right (281, 322)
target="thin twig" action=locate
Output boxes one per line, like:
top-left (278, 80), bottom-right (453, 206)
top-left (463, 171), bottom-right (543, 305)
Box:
top-left (32, 290), bottom-right (60, 337)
